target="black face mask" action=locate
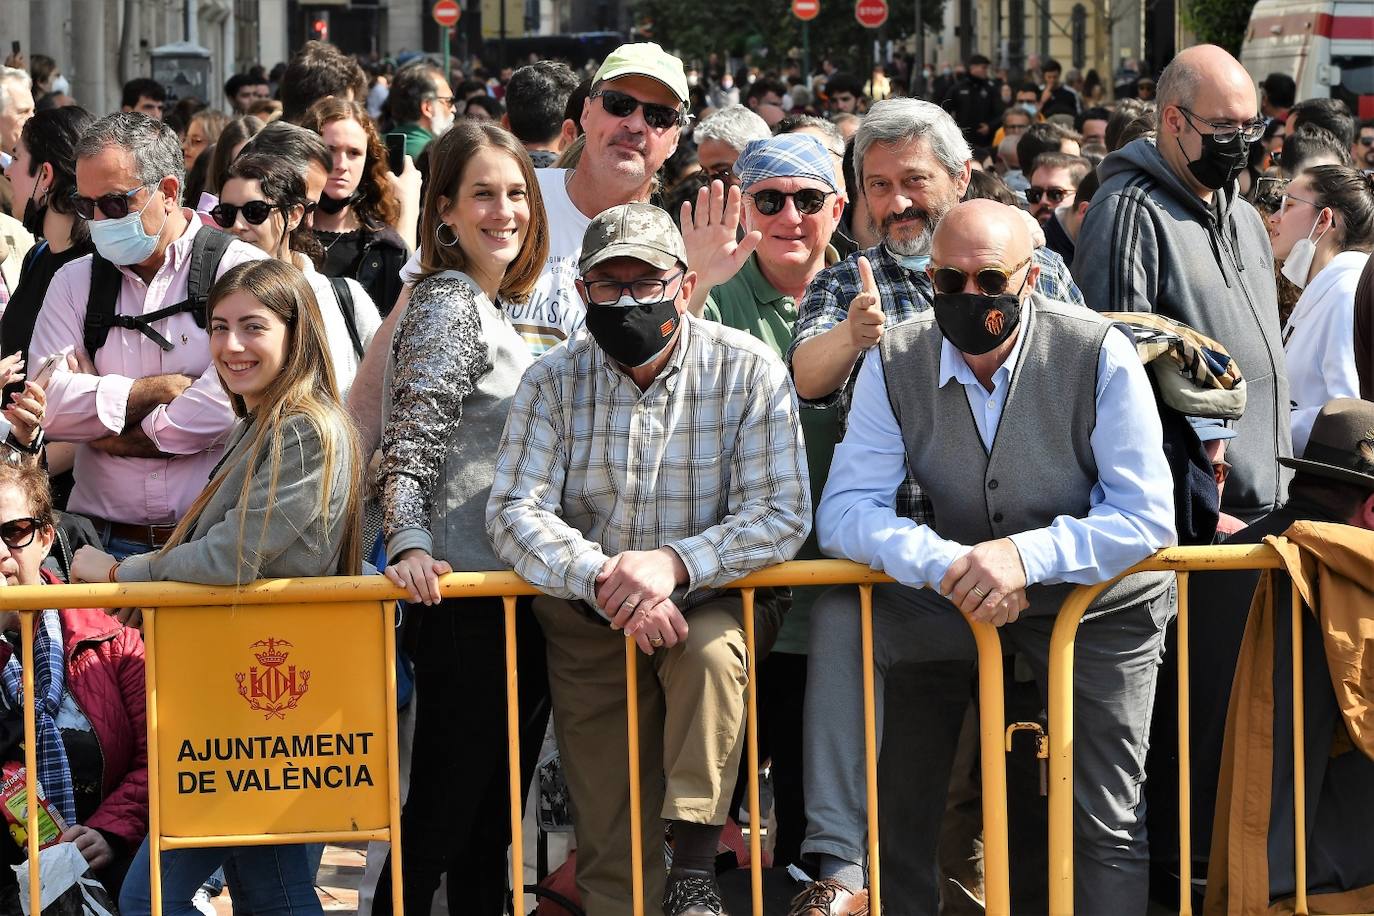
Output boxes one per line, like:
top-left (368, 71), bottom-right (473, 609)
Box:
top-left (316, 192), bottom-right (356, 215)
top-left (21, 185), bottom-right (48, 238)
top-left (1181, 130), bottom-right (1249, 191)
top-left (932, 290), bottom-right (1024, 355)
top-left (584, 298), bottom-right (682, 368)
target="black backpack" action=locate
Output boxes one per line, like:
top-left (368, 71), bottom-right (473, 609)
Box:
top-left (83, 227), bottom-right (234, 356)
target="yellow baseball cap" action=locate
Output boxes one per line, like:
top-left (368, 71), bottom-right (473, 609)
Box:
top-left (593, 42), bottom-right (690, 105)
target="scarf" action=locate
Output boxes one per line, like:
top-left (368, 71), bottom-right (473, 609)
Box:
top-left (0, 610), bottom-right (76, 825)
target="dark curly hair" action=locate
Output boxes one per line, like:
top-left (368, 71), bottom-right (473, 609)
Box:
top-left (298, 96), bottom-right (401, 230)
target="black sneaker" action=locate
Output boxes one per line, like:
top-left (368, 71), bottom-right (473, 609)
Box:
top-left (663, 868), bottom-right (726, 916)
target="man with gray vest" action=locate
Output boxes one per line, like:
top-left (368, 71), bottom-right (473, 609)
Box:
top-left (791, 200), bottom-right (1177, 916)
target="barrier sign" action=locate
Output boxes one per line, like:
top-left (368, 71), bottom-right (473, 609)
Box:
top-left (150, 600), bottom-right (393, 838)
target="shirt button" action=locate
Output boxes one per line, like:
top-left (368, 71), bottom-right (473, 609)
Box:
top-left (992, 512), bottom-right (1004, 523)
top-left (150, 473), bottom-right (159, 480)
top-left (987, 479), bottom-right (998, 490)
top-left (986, 399), bottom-right (995, 409)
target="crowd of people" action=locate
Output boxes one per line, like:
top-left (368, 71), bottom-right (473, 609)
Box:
top-left (0, 27), bottom-right (1370, 916)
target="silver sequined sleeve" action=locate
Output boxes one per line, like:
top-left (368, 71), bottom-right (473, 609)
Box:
top-left (378, 276), bottom-right (489, 560)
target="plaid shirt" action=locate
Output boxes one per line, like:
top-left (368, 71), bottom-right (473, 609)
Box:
top-left (486, 314), bottom-right (812, 611)
top-left (786, 242), bottom-right (1086, 522)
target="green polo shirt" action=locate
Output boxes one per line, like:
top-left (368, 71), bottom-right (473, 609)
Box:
top-left (394, 122), bottom-right (435, 161)
top-left (704, 254), bottom-right (840, 656)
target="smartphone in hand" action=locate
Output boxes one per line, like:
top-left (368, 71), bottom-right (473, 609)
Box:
top-left (386, 132), bottom-right (407, 175)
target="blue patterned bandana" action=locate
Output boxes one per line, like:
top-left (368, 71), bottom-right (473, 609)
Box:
top-left (732, 134), bottom-right (838, 193)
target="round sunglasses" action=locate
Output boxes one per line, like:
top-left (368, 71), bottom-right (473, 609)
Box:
top-left (0, 517), bottom-right (43, 550)
top-left (591, 89), bottom-right (686, 131)
top-left (745, 188), bottom-right (835, 216)
top-left (1025, 186), bottom-right (1073, 205)
top-left (930, 255), bottom-right (1033, 296)
top-left (209, 200), bottom-right (281, 229)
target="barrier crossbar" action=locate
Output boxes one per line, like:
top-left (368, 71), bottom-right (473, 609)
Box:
top-left (0, 545), bottom-right (1302, 915)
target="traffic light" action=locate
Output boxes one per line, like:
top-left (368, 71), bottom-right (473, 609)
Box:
top-left (310, 12), bottom-right (330, 42)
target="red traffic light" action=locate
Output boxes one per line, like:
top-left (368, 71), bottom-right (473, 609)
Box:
top-left (311, 17), bottom-right (329, 39)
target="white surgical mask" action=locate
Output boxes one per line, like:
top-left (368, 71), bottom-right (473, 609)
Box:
top-left (1280, 210), bottom-right (1331, 289)
top-left (50, 74), bottom-right (70, 96)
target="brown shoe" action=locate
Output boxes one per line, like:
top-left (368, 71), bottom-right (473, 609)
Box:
top-left (787, 878), bottom-right (870, 916)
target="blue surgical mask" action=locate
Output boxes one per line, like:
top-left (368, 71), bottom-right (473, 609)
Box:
top-left (89, 189), bottom-right (169, 266)
top-left (1019, 103), bottom-right (1038, 116)
top-left (895, 253), bottom-right (931, 272)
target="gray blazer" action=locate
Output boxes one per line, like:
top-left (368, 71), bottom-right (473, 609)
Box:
top-left (117, 413), bottom-right (356, 585)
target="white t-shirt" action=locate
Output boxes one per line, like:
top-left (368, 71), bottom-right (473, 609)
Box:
top-left (398, 167), bottom-right (592, 356)
top-left (298, 257), bottom-right (382, 397)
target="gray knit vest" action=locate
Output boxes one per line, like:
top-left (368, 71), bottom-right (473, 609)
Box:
top-left (880, 297), bottom-right (1172, 617)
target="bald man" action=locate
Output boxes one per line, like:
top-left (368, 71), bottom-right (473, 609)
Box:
top-left (1073, 45), bottom-right (1291, 522)
top-left (792, 201), bottom-right (1177, 916)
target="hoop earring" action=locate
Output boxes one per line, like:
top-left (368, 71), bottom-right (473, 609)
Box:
top-left (435, 222), bottom-right (460, 247)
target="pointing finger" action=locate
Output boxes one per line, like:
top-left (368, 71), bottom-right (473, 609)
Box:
top-left (857, 255), bottom-right (880, 298)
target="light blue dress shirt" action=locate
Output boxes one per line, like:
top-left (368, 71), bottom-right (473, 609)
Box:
top-left (816, 311), bottom-right (1177, 591)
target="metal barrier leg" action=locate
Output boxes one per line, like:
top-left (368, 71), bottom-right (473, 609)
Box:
top-left (968, 621), bottom-right (1010, 916)
top-left (503, 596), bottom-right (525, 916)
top-left (859, 585), bottom-right (881, 912)
top-left (20, 612), bottom-right (40, 915)
top-left (740, 588), bottom-right (763, 916)
top-left (626, 636), bottom-right (645, 916)
top-left (1290, 580), bottom-right (1308, 916)
top-left (1047, 588), bottom-right (1096, 916)
top-left (385, 600), bottom-right (405, 916)
top-left (1177, 573), bottom-right (1192, 916)
top-left (144, 608), bottom-right (164, 916)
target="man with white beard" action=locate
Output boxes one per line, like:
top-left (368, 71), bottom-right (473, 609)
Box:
top-left (789, 98), bottom-right (1084, 440)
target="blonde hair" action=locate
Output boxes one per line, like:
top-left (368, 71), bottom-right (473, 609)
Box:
top-left (163, 260), bottom-right (363, 578)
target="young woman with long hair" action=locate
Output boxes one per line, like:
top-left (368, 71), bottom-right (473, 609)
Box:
top-left (70, 258), bottom-right (363, 916)
top-left (300, 97), bottom-right (413, 316)
top-left (370, 120), bottom-right (550, 915)
top-left (213, 152), bottom-right (381, 397)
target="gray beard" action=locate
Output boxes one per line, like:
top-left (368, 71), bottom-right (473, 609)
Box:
top-left (880, 225), bottom-right (934, 257)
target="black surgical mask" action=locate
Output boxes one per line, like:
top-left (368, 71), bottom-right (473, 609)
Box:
top-left (1181, 131), bottom-right (1249, 191)
top-left (21, 184), bottom-right (48, 237)
top-left (932, 289), bottom-right (1024, 355)
top-left (316, 191), bottom-right (356, 215)
top-left (584, 295), bottom-right (682, 368)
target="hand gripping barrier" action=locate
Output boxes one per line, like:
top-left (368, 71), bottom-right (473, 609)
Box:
top-left (0, 544), bottom-right (1304, 915)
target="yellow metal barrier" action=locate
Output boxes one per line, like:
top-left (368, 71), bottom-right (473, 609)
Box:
top-left (0, 545), bottom-right (1308, 916)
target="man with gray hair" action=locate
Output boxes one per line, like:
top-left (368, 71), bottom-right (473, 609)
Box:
top-left (30, 113), bottom-right (264, 558)
top-left (0, 67), bottom-right (34, 160)
top-left (694, 104), bottom-right (770, 183)
top-left (1073, 45), bottom-right (1290, 522)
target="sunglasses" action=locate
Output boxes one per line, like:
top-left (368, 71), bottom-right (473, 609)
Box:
top-left (705, 165), bottom-right (739, 184)
top-left (583, 271), bottom-right (684, 306)
top-left (209, 200), bottom-right (279, 229)
top-left (930, 255), bottom-right (1032, 296)
top-left (1025, 186), bottom-right (1073, 205)
top-left (591, 89), bottom-right (685, 131)
top-left (72, 185), bottom-right (148, 221)
top-left (746, 188), bottom-right (834, 216)
top-left (1359, 136), bottom-right (1374, 147)
top-left (0, 517), bottom-right (43, 550)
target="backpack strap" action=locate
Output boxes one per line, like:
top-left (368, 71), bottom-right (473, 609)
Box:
top-left (329, 276), bottom-right (366, 360)
top-left (82, 227), bottom-right (234, 355)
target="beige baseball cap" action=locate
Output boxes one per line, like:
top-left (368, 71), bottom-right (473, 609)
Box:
top-left (593, 42), bottom-right (690, 105)
top-left (579, 203), bottom-right (689, 274)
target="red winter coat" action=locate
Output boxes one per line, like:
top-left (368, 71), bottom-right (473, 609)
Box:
top-left (0, 572), bottom-right (148, 851)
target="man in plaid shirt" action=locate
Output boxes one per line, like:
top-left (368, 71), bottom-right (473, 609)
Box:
top-left (488, 203), bottom-right (810, 916)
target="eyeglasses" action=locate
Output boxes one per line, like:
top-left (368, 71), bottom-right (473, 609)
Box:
top-left (431, 95), bottom-right (456, 108)
top-left (72, 185), bottom-right (148, 220)
top-left (583, 270), bottom-right (685, 306)
top-left (0, 517), bottom-right (43, 550)
top-left (930, 255), bottom-right (1032, 296)
top-left (1278, 193), bottom-right (1319, 215)
top-left (705, 165), bottom-right (739, 184)
top-left (209, 200), bottom-right (279, 228)
top-left (745, 188), bottom-right (834, 216)
top-left (591, 89), bottom-right (685, 131)
top-left (1025, 186), bottom-right (1073, 205)
top-left (1177, 107), bottom-right (1266, 144)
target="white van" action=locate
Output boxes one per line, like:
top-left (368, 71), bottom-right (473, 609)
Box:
top-left (1240, 0), bottom-right (1374, 118)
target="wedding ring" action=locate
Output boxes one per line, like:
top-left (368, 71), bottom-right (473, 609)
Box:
top-left (650, 635), bottom-right (665, 647)
top-left (971, 586), bottom-right (987, 600)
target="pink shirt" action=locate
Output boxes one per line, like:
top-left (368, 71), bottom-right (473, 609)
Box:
top-left (31, 215), bottom-right (267, 525)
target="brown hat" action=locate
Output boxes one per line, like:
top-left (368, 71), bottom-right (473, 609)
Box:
top-left (1279, 398), bottom-right (1374, 489)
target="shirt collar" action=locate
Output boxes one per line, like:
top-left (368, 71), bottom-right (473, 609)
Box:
top-left (937, 298), bottom-right (1036, 392)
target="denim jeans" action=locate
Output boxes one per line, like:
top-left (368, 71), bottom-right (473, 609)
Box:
top-left (100, 531), bottom-right (160, 563)
top-left (119, 838), bottom-right (322, 916)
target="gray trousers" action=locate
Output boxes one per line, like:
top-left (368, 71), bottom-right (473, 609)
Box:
top-left (801, 581), bottom-right (1175, 916)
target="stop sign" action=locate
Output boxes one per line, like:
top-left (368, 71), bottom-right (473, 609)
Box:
top-left (792, 0), bottom-right (820, 20)
top-left (854, 0), bottom-right (888, 27)
top-left (432, 0), bottom-right (461, 27)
